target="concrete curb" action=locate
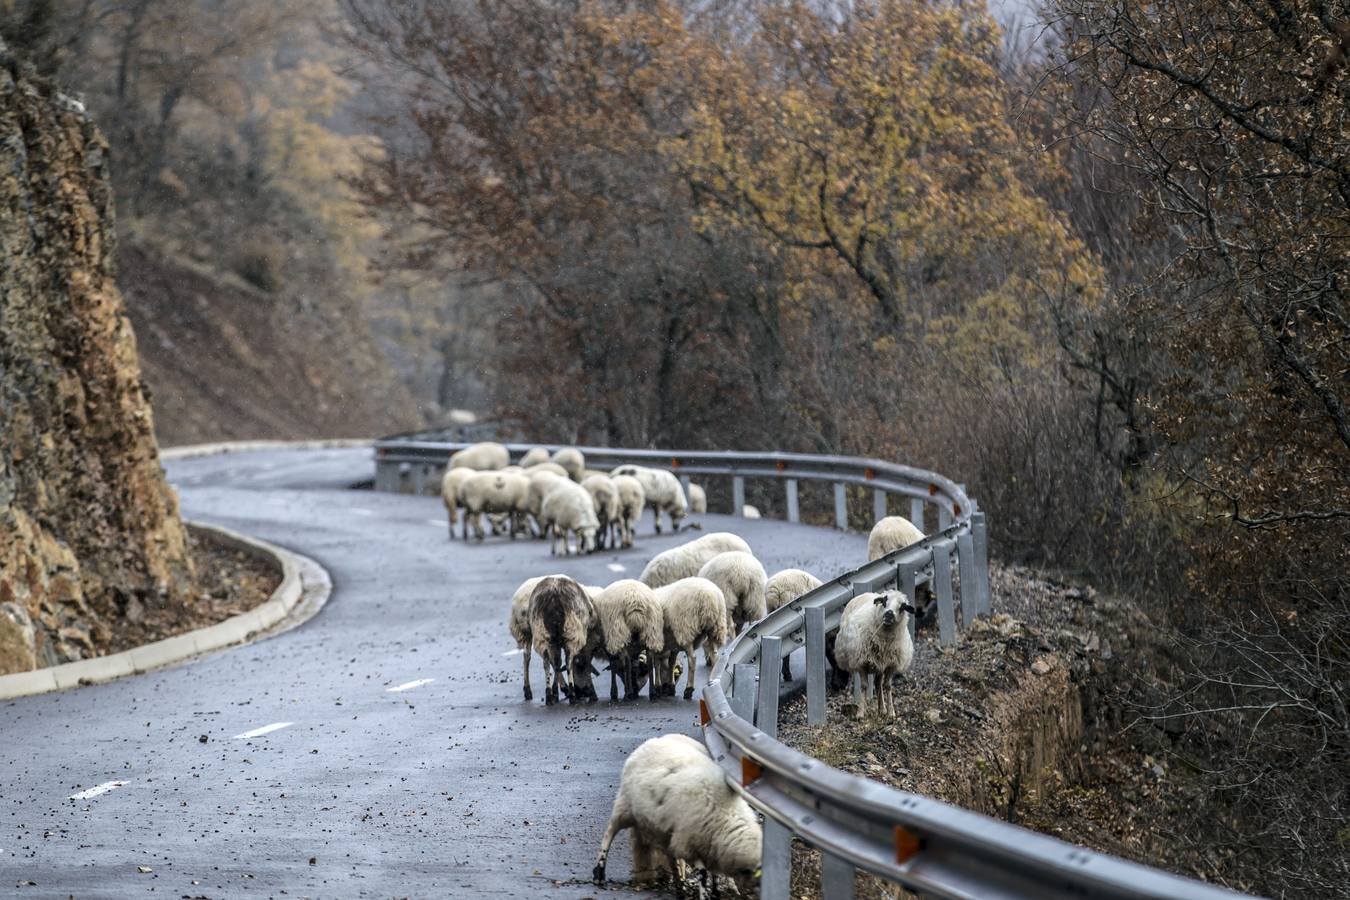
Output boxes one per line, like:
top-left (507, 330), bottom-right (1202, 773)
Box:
top-left (160, 438), bottom-right (372, 460)
top-left (0, 522), bottom-right (330, 700)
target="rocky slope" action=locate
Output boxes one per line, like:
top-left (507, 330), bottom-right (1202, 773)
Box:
top-left (0, 44), bottom-right (197, 673)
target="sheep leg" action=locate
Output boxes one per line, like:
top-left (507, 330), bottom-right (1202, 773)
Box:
top-left (647, 653), bottom-right (658, 702)
top-left (541, 651), bottom-right (556, 705)
top-left (683, 644), bottom-right (697, 700)
top-left (593, 793), bottom-right (633, 885)
top-left (521, 644), bottom-right (533, 702)
top-left (872, 671), bottom-right (886, 718)
top-left (782, 654), bottom-right (793, 683)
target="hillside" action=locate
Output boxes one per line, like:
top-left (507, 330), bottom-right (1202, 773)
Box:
top-left (118, 244), bottom-right (423, 446)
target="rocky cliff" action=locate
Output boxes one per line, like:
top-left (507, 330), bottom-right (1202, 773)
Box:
top-left (0, 42), bottom-right (197, 673)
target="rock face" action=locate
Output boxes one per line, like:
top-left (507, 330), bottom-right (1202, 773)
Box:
top-left (0, 42), bottom-right (196, 673)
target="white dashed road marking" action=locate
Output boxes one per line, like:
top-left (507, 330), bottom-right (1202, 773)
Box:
top-left (502, 648), bottom-right (524, 657)
top-left (350, 508), bottom-right (374, 516)
top-left (606, 563), bottom-right (626, 572)
top-left (427, 519), bottom-right (445, 528)
top-left (69, 781), bottom-right (127, 801)
top-left (233, 722), bottom-right (293, 739)
top-left (386, 678), bottom-right (435, 693)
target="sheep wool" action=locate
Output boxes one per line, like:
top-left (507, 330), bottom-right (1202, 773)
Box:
top-left (594, 734), bottom-right (761, 888)
top-left (592, 579), bottom-right (664, 700)
top-left (612, 475), bottom-right (646, 549)
top-left (523, 460), bottom-right (569, 478)
top-left (528, 576), bottom-right (597, 705)
top-left (581, 474), bottom-right (621, 550)
top-left (610, 465), bottom-right (688, 534)
top-left (440, 466), bottom-right (475, 540)
top-left (765, 568), bottom-right (824, 681)
top-left (652, 576), bottom-right (730, 699)
top-left (834, 590), bottom-right (917, 718)
top-left (551, 447), bottom-right (586, 481)
top-left (867, 515), bottom-right (926, 562)
top-left (687, 482), bottom-right (707, 514)
top-left (698, 551), bottom-right (768, 635)
top-left (638, 532), bottom-right (752, 589)
top-left (458, 470), bottom-right (530, 540)
top-left (447, 441), bottom-right (509, 472)
top-left (540, 478), bottom-right (600, 556)
top-left (741, 504), bottom-right (761, 519)
top-left (507, 574), bottom-right (564, 701)
top-left (518, 447), bottom-right (551, 468)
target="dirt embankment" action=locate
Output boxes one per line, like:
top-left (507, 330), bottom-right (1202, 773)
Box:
top-left (779, 564), bottom-right (1258, 897)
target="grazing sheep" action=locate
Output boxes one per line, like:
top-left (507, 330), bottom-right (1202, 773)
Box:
top-left (552, 447), bottom-right (586, 481)
top-left (688, 482), bottom-right (707, 514)
top-left (833, 590), bottom-right (918, 718)
top-left (459, 470), bottom-right (530, 540)
top-left (448, 441), bottom-right (509, 472)
top-left (582, 474), bottom-right (622, 550)
top-left (592, 580), bottom-right (664, 701)
top-left (540, 479), bottom-right (600, 556)
top-left (741, 504), bottom-right (761, 519)
top-left (440, 466), bottom-right (475, 540)
top-left (653, 577), bottom-right (730, 699)
top-left (765, 568), bottom-right (823, 680)
top-left (526, 469), bottom-right (566, 535)
top-left (613, 475), bottom-right (646, 549)
top-left (610, 465), bottom-right (688, 534)
top-left (508, 574), bottom-right (562, 701)
top-left (867, 515), bottom-right (925, 561)
top-left (528, 576), bottom-right (598, 704)
top-left (594, 734), bottom-right (761, 890)
top-left (519, 447), bottom-right (551, 468)
top-left (698, 551), bottom-right (768, 636)
top-left (582, 468), bottom-right (611, 481)
top-left (524, 460), bottom-right (569, 478)
top-left (638, 532), bottom-right (752, 589)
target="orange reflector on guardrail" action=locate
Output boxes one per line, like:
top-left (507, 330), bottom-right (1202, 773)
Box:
top-left (865, 467), bottom-right (875, 480)
top-left (928, 483), bottom-right (938, 496)
top-left (671, 458), bottom-right (681, 468)
top-left (742, 757), bottom-right (763, 786)
top-left (776, 461), bottom-right (787, 472)
top-left (953, 504), bottom-right (961, 516)
top-left (699, 699), bottom-right (711, 726)
top-left (895, 826), bottom-right (922, 863)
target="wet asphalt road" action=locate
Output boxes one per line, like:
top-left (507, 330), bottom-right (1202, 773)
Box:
top-left (0, 447), bottom-right (869, 898)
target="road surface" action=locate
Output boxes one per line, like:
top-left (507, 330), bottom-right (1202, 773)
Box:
top-left (0, 447), bottom-right (868, 897)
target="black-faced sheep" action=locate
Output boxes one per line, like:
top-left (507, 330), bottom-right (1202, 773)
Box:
top-left (594, 734), bottom-right (761, 891)
top-left (528, 576), bottom-right (598, 705)
top-left (833, 589), bottom-right (918, 718)
top-left (638, 532), bottom-right (752, 589)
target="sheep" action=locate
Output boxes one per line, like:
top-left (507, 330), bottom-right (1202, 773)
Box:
top-left (540, 478), bottom-right (600, 556)
top-left (653, 577), bottom-right (730, 699)
top-left (698, 551), bottom-right (768, 636)
top-left (613, 474), bottom-right (646, 550)
top-left (867, 515), bottom-right (925, 561)
top-left (528, 575), bottom-right (598, 704)
top-left (508, 574), bottom-right (560, 701)
top-left (524, 460), bottom-right (569, 478)
top-left (519, 447), bottom-right (551, 468)
top-left (833, 589), bottom-right (919, 718)
top-left (594, 733), bottom-right (761, 891)
top-left (741, 504), bottom-right (762, 519)
top-left (551, 447), bottom-right (586, 481)
top-left (765, 568), bottom-right (823, 680)
top-left (688, 482), bottom-right (707, 514)
top-left (447, 441), bottom-right (509, 472)
top-left (458, 470), bottom-right (530, 540)
top-left (591, 579), bottom-right (664, 701)
top-left (582, 474), bottom-right (622, 550)
top-left (582, 468), bottom-right (611, 481)
top-left (440, 466), bottom-right (475, 540)
top-left (610, 465), bottom-right (688, 534)
top-left (526, 469), bottom-right (566, 536)
top-left (638, 532), bottom-right (752, 590)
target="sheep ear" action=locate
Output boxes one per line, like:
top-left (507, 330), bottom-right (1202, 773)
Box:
top-left (873, 595), bottom-right (885, 605)
top-left (900, 603), bottom-right (919, 615)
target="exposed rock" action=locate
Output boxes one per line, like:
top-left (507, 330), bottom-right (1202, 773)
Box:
top-left (1031, 656), bottom-right (1055, 675)
top-left (0, 38), bottom-right (197, 673)
top-left (0, 602), bottom-right (37, 674)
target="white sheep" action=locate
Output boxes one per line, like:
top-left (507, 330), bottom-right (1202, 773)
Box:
top-left (551, 447), bottom-right (586, 481)
top-left (612, 474), bottom-right (646, 549)
top-left (698, 551), bottom-right (767, 636)
top-left (582, 474), bottom-right (622, 550)
top-left (540, 478), bottom-right (600, 556)
top-left (653, 576), bottom-right (730, 699)
top-left (528, 575), bottom-right (598, 704)
top-left (447, 441), bottom-right (509, 471)
top-left (525, 469), bottom-right (566, 536)
top-left (519, 447), bottom-right (551, 468)
top-left (508, 574), bottom-right (562, 701)
top-left (688, 482), bottom-right (707, 514)
top-left (741, 504), bottom-right (761, 519)
top-left (524, 460), bottom-right (569, 478)
top-left (638, 532), bottom-right (752, 589)
top-left (594, 734), bottom-right (761, 890)
top-left (765, 568), bottom-right (823, 680)
top-left (592, 579), bottom-right (664, 701)
top-left (833, 589), bottom-right (919, 718)
top-left (610, 465), bottom-right (688, 534)
top-left (440, 466), bottom-right (475, 540)
top-left (867, 515), bottom-right (925, 561)
top-left (458, 470), bottom-right (530, 540)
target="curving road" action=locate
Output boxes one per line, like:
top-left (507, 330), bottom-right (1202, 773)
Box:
top-left (0, 447), bottom-right (868, 897)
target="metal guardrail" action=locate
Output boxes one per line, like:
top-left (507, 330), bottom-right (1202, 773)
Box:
top-left (371, 437), bottom-right (1252, 899)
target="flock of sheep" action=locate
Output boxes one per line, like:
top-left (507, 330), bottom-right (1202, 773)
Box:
top-left (439, 441), bottom-right (703, 553)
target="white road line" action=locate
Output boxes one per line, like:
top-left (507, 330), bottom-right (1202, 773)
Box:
top-left (69, 780), bottom-right (127, 801)
top-left (233, 722), bottom-right (293, 739)
top-left (386, 678), bottom-right (435, 693)
top-left (349, 508), bottom-right (374, 516)
top-left (426, 519), bottom-right (445, 528)
top-left (501, 648), bottom-right (524, 657)
top-left (606, 563), bottom-right (626, 572)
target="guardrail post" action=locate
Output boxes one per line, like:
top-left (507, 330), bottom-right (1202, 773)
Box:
top-left (805, 607), bottom-right (826, 725)
top-left (821, 851), bottom-right (855, 900)
top-left (397, 462), bottom-right (412, 494)
top-left (933, 541), bottom-right (956, 646)
top-left (898, 562), bottom-right (919, 641)
top-left (761, 818), bottom-right (792, 900)
top-left (679, 474), bottom-right (691, 502)
top-left (957, 531), bottom-right (978, 625)
top-left (972, 511), bottom-right (991, 615)
top-left (733, 475), bottom-right (746, 517)
top-left (910, 496), bottom-right (925, 532)
top-left (785, 479), bottom-right (800, 523)
top-left (731, 664), bottom-right (757, 721)
top-left (834, 483), bottom-right (848, 530)
top-left (757, 636), bottom-right (782, 738)
top-left (873, 488), bottom-right (887, 523)
top-left (938, 501), bottom-right (952, 530)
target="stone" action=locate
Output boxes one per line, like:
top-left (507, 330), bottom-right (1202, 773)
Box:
top-left (0, 602), bottom-right (38, 674)
top-left (1031, 657), bottom-right (1054, 676)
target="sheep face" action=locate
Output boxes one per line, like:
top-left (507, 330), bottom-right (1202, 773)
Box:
top-left (873, 590), bottom-right (918, 631)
